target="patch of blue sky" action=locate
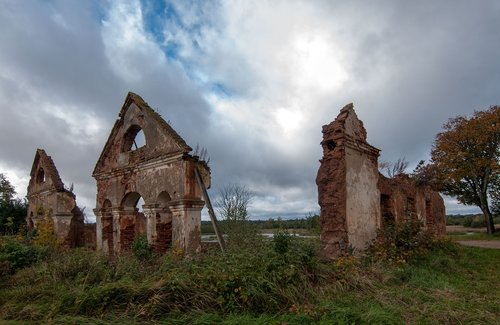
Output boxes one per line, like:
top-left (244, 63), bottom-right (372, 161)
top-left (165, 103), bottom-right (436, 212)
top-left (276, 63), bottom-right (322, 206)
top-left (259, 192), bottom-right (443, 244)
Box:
top-left (95, 1), bottom-right (111, 25)
top-left (137, 1), bottom-right (232, 99)
top-left (210, 82), bottom-right (233, 97)
top-left (140, 0), bottom-right (170, 44)
top-left (139, 2), bottom-right (193, 67)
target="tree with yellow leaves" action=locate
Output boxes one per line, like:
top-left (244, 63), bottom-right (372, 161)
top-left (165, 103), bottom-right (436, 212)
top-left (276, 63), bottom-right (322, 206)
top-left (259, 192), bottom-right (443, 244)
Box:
top-left (32, 207), bottom-right (61, 248)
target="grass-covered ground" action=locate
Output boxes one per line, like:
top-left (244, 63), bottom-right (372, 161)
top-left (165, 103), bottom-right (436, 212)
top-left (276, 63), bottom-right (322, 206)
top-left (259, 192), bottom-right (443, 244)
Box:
top-left (1, 228), bottom-right (499, 324)
top-left (447, 231), bottom-right (500, 241)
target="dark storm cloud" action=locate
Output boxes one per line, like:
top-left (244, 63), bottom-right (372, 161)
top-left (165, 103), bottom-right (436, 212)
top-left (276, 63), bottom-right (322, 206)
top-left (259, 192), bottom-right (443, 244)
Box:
top-left (335, 1), bottom-right (500, 164)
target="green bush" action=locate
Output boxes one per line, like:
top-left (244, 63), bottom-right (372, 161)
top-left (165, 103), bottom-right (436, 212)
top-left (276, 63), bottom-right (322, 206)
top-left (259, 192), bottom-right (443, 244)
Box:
top-left (134, 237), bottom-right (322, 316)
top-left (462, 216), bottom-right (473, 227)
top-left (132, 234), bottom-right (153, 260)
top-left (470, 217), bottom-right (486, 228)
top-left (366, 220), bottom-right (451, 265)
top-left (0, 238), bottom-right (44, 276)
top-left (273, 229), bottom-right (292, 254)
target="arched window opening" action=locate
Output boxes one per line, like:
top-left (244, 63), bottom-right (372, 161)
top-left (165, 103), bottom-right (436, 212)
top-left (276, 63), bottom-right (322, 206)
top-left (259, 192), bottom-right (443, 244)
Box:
top-left (137, 197), bottom-right (145, 212)
top-left (102, 199), bottom-right (112, 211)
top-left (122, 125), bottom-right (146, 152)
top-left (36, 168), bottom-right (45, 183)
top-left (157, 191), bottom-right (171, 208)
top-left (121, 192), bottom-right (145, 212)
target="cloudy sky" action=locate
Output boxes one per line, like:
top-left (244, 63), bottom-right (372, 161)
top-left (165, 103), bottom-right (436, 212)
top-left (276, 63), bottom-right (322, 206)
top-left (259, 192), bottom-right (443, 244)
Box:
top-left (1, 0), bottom-right (499, 220)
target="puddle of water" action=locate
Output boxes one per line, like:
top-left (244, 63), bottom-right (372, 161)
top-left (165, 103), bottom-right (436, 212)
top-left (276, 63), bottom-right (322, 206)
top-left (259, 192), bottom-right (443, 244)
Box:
top-left (201, 233), bottom-right (318, 242)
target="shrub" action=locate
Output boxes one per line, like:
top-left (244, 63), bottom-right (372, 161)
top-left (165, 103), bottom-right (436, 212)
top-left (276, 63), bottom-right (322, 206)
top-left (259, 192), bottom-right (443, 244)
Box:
top-left (132, 234), bottom-right (153, 260)
top-left (462, 216), bottom-right (473, 227)
top-left (134, 237), bottom-right (323, 316)
top-left (273, 229), bottom-right (292, 254)
top-left (366, 220), bottom-right (445, 265)
top-left (0, 238), bottom-right (44, 276)
top-left (469, 216), bottom-right (486, 228)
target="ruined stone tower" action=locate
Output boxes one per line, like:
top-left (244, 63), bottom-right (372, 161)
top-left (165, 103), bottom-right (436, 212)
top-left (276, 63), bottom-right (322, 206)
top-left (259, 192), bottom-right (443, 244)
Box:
top-left (316, 104), bottom-right (381, 257)
top-left (92, 92), bottom-right (210, 254)
top-left (27, 149), bottom-right (84, 247)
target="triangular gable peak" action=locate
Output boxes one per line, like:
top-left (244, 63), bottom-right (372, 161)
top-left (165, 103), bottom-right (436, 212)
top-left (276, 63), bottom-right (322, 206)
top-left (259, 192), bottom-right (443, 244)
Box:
top-left (28, 149), bottom-right (65, 193)
top-left (93, 92), bottom-right (192, 176)
top-left (322, 103), bottom-right (367, 141)
top-left (321, 103), bottom-right (380, 154)
top-left (338, 103), bottom-right (368, 142)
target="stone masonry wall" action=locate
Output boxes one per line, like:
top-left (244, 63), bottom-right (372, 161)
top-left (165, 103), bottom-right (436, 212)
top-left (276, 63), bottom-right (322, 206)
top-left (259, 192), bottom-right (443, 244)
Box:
top-left (317, 103), bottom-right (446, 259)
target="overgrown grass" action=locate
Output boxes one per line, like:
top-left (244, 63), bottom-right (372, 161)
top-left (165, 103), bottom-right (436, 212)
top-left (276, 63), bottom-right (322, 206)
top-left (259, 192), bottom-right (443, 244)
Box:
top-left (0, 229), bottom-right (499, 324)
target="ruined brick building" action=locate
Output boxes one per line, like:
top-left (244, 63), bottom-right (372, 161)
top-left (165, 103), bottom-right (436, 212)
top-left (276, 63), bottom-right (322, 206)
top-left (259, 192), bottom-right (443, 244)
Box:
top-left (92, 92), bottom-right (210, 254)
top-left (316, 104), bottom-right (446, 258)
top-left (26, 149), bottom-right (86, 247)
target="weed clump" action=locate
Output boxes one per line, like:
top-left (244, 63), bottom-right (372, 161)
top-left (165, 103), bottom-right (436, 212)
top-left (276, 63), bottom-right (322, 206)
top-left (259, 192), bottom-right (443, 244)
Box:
top-left (132, 234), bottom-right (153, 260)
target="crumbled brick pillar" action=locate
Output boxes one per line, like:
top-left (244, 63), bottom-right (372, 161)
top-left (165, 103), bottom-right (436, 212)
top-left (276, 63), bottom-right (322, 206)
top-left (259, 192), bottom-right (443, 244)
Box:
top-left (317, 104), bottom-right (380, 258)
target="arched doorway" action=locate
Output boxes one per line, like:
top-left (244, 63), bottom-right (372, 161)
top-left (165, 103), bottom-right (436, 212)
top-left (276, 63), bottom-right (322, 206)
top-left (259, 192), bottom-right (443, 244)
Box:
top-left (154, 191), bottom-right (173, 252)
top-left (120, 192), bottom-right (147, 251)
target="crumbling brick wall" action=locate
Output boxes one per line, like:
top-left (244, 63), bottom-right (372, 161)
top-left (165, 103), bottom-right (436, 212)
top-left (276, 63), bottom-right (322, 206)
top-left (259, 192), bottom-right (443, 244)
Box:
top-left (317, 104), bottom-right (446, 259)
top-left (93, 92), bottom-right (210, 254)
top-left (378, 175), bottom-right (446, 234)
top-left (26, 149), bottom-right (85, 248)
top-left (316, 104), bottom-right (381, 257)
top-left (83, 223), bottom-right (97, 249)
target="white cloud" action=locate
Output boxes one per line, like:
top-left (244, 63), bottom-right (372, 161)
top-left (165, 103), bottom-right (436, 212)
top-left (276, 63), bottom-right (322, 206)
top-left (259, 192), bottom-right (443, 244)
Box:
top-left (41, 104), bottom-right (105, 146)
top-left (101, 0), bottom-right (168, 82)
top-left (0, 164), bottom-right (30, 200)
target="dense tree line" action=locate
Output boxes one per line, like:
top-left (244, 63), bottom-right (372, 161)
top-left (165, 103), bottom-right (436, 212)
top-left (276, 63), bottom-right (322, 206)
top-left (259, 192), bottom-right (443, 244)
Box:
top-left (0, 173), bottom-right (27, 235)
top-left (201, 214), bottom-right (320, 234)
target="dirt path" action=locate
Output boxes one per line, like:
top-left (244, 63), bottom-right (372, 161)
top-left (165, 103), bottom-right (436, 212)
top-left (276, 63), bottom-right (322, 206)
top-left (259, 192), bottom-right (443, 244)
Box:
top-left (456, 240), bottom-right (500, 249)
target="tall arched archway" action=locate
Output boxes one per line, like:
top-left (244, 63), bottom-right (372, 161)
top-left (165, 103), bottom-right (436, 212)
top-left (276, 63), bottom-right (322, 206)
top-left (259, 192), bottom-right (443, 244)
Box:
top-left (119, 192), bottom-right (147, 251)
top-left (121, 192), bottom-right (142, 208)
top-left (152, 191), bottom-right (173, 252)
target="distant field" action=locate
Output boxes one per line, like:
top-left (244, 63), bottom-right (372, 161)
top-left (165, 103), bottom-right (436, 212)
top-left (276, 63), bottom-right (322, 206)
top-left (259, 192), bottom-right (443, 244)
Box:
top-left (447, 225), bottom-right (500, 242)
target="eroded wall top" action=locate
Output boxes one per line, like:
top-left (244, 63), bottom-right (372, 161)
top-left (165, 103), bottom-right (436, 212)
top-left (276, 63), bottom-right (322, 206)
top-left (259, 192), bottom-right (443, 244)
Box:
top-left (27, 149), bottom-right (67, 195)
